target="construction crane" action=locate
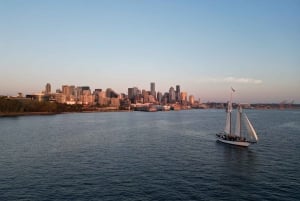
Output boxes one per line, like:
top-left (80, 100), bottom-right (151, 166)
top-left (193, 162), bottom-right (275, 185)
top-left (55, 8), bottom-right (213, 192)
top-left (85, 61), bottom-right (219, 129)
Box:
top-left (280, 100), bottom-right (294, 109)
top-left (279, 100), bottom-right (287, 110)
top-left (288, 100), bottom-right (294, 109)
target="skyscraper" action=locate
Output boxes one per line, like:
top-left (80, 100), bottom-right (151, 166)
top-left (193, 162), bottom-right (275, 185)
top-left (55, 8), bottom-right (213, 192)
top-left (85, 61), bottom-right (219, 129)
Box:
top-left (62, 85), bottom-right (75, 102)
top-left (157, 92), bottom-right (162, 103)
top-left (45, 83), bottom-right (51, 94)
top-left (189, 95), bottom-right (195, 105)
top-left (181, 92), bottom-right (188, 103)
top-left (169, 87), bottom-right (176, 103)
top-left (128, 87), bottom-right (139, 101)
top-left (106, 88), bottom-right (118, 98)
top-left (150, 82), bottom-right (156, 98)
top-left (176, 85), bottom-right (181, 102)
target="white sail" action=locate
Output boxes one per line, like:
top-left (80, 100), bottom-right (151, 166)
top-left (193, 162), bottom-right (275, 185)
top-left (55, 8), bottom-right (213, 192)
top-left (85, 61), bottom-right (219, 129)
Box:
top-left (244, 114), bottom-right (258, 141)
top-left (234, 106), bottom-right (242, 136)
top-left (224, 112), bottom-right (231, 134)
top-left (224, 101), bottom-right (232, 134)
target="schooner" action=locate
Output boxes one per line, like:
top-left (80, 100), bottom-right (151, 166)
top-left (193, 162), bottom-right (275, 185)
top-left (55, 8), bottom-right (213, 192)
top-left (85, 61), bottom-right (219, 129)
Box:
top-left (216, 89), bottom-right (259, 147)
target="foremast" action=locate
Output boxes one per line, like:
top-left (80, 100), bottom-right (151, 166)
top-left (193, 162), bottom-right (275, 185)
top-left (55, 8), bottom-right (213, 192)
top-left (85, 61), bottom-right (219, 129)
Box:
top-left (224, 88), bottom-right (235, 135)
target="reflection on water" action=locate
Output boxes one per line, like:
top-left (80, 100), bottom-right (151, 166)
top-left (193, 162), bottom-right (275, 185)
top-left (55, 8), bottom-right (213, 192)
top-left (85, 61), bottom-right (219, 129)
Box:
top-left (217, 141), bottom-right (257, 171)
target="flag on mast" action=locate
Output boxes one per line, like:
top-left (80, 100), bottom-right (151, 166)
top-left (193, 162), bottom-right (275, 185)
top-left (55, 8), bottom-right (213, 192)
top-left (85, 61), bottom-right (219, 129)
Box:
top-left (231, 87), bottom-right (236, 92)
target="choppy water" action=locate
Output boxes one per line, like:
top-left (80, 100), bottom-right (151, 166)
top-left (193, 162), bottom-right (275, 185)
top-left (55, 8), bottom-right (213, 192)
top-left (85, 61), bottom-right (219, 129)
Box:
top-left (0, 110), bottom-right (299, 201)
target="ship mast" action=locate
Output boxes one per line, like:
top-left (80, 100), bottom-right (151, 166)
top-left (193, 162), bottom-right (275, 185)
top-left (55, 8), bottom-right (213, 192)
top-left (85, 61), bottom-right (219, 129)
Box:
top-left (229, 88), bottom-right (234, 135)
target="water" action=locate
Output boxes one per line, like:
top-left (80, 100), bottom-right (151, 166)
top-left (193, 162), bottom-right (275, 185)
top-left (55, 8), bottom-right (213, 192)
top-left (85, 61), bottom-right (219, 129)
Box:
top-left (0, 110), bottom-right (299, 201)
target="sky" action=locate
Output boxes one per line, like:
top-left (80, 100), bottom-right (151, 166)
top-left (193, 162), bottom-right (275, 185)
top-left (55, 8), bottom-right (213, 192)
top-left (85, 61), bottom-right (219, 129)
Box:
top-left (0, 0), bottom-right (299, 103)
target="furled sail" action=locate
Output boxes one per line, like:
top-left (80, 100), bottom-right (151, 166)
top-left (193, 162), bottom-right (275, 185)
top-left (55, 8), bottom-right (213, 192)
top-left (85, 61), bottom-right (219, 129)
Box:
top-left (244, 114), bottom-right (258, 141)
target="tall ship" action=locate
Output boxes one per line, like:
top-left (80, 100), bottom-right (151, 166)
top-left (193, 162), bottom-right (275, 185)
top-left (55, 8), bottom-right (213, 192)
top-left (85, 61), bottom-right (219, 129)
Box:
top-left (216, 89), bottom-right (259, 147)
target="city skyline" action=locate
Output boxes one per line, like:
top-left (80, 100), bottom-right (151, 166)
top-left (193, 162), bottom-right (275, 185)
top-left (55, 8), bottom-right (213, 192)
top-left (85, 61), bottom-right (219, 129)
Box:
top-left (1, 1), bottom-right (299, 103)
top-left (24, 81), bottom-right (194, 103)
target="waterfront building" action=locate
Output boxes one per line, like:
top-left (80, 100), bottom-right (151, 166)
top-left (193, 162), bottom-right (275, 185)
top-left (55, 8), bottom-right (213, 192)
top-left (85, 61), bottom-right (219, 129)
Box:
top-left (45, 83), bottom-right (51, 94)
top-left (55, 93), bottom-right (65, 103)
top-left (81, 86), bottom-right (90, 91)
top-left (94, 89), bottom-right (102, 104)
top-left (163, 92), bottom-right (169, 105)
top-left (189, 95), bottom-right (195, 105)
top-left (169, 87), bottom-right (176, 103)
top-left (106, 88), bottom-right (118, 98)
top-left (81, 88), bottom-right (94, 105)
top-left (150, 82), bottom-right (156, 98)
top-left (157, 92), bottom-right (162, 104)
top-left (181, 92), bottom-right (188, 104)
top-left (62, 85), bottom-right (69, 96)
top-left (120, 98), bottom-right (131, 110)
top-left (142, 90), bottom-right (150, 103)
top-left (128, 87), bottom-right (139, 103)
top-left (128, 88), bottom-right (134, 100)
top-left (62, 85), bottom-right (75, 102)
top-left (96, 91), bottom-right (106, 106)
top-left (120, 93), bottom-right (126, 99)
top-left (76, 86), bottom-right (90, 99)
top-left (128, 87), bottom-right (137, 99)
top-left (75, 87), bottom-right (83, 102)
top-left (148, 95), bottom-right (155, 103)
top-left (98, 97), bottom-right (109, 106)
top-left (99, 91), bottom-right (106, 98)
top-left (85, 95), bottom-right (94, 105)
top-left (176, 85), bottom-right (181, 102)
top-left (110, 98), bottom-right (120, 108)
top-left (26, 93), bottom-right (50, 102)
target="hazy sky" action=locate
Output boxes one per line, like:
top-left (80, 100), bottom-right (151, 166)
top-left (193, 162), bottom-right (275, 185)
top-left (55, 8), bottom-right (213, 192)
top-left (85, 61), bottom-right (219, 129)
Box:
top-left (1, 0), bottom-right (299, 103)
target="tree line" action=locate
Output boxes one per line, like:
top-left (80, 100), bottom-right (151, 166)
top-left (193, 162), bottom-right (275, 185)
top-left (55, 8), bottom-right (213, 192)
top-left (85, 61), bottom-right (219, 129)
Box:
top-left (0, 97), bottom-right (82, 113)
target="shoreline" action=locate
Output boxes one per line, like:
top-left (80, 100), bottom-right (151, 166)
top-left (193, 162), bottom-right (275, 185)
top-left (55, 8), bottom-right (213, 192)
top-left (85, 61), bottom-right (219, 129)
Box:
top-left (0, 112), bottom-right (59, 117)
top-left (0, 110), bottom-right (129, 117)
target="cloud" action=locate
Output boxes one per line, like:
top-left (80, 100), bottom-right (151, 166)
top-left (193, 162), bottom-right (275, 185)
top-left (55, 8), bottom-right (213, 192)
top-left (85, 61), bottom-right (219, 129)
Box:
top-left (200, 77), bottom-right (263, 84)
top-left (224, 77), bottom-right (262, 84)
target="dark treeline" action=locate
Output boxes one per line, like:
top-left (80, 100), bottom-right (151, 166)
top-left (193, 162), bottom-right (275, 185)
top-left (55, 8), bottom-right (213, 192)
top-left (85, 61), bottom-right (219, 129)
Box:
top-left (0, 97), bottom-right (82, 113)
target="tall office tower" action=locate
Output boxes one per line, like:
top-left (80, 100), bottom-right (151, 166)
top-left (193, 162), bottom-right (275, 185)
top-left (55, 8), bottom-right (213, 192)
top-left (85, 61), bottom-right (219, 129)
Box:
top-left (45, 83), bottom-right (51, 94)
top-left (157, 92), bottom-right (162, 103)
top-left (163, 92), bottom-right (169, 104)
top-left (181, 92), bottom-right (188, 102)
top-left (142, 90), bottom-right (149, 103)
top-left (69, 85), bottom-right (75, 99)
top-left (62, 85), bottom-right (69, 96)
top-left (106, 88), bottom-right (119, 98)
top-left (62, 85), bottom-right (75, 101)
top-left (128, 87), bottom-right (138, 100)
top-left (75, 86), bottom-right (89, 100)
top-left (94, 89), bottom-right (102, 93)
top-left (94, 89), bottom-right (102, 103)
top-left (81, 86), bottom-right (90, 91)
top-left (128, 88), bottom-right (134, 100)
top-left (169, 87), bottom-right (176, 103)
top-left (176, 85), bottom-right (181, 102)
top-left (189, 95), bottom-right (195, 105)
top-left (75, 87), bottom-right (82, 102)
top-left (150, 82), bottom-right (156, 98)
top-left (62, 85), bottom-right (70, 102)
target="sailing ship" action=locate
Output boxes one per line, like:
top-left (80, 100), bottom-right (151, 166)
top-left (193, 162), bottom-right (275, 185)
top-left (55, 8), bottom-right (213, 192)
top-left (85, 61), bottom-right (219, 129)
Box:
top-left (216, 89), bottom-right (259, 147)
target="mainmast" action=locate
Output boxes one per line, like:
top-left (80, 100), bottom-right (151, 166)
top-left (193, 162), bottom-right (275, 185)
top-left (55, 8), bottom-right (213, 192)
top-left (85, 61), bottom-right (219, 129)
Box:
top-left (229, 87), bottom-right (235, 135)
top-left (235, 105), bottom-right (242, 137)
top-left (224, 87), bottom-right (235, 135)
